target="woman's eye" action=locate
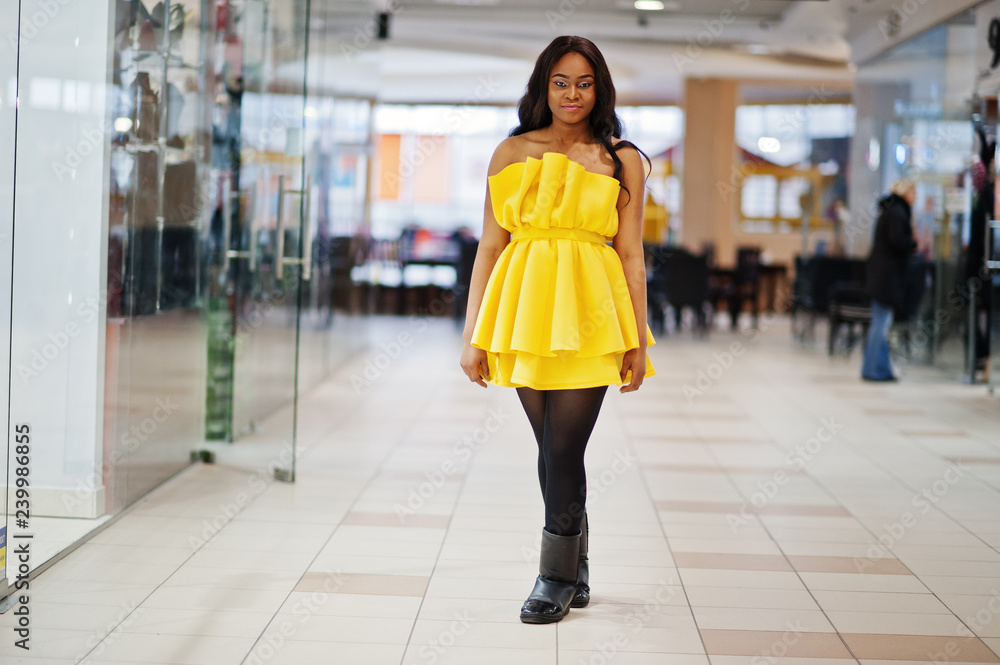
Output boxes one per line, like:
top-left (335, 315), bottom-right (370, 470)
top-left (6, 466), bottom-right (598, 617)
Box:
top-left (554, 81), bottom-right (565, 87)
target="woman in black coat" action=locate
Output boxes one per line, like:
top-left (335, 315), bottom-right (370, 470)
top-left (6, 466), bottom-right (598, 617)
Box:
top-left (862, 180), bottom-right (917, 381)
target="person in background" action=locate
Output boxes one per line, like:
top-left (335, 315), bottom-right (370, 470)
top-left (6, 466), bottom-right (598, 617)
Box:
top-left (862, 179), bottom-right (917, 382)
top-left (969, 128), bottom-right (994, 382)
top-left (451, 226), bottom-right (479, 324)
top-left (914, 196), bottom-right (937, 261)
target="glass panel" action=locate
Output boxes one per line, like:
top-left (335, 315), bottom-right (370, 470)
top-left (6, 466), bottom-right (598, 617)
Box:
top-left (0, 0), bottom-right (17, 599)
top-left (217, 0), bottom-right (309, 476)
top-left (105, 0), bottom-right (213, 512)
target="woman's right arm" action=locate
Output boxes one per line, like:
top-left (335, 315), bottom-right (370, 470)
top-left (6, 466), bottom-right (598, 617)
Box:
top-left (460, 143), bottom-right (515, 386)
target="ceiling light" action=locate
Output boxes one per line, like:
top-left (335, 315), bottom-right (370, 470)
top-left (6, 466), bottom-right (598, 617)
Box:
top-left (758, 137), bottom-right (781, 154)
top-left (635, 1), bottom-right (665, 10)
top-left (745, 44), bottom-right (770, 55)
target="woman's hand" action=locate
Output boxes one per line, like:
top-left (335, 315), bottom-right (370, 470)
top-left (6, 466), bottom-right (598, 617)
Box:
top-left (460, 343), bottom-right (490, 388)
top-left (619, 348), bottom-right (646, 393)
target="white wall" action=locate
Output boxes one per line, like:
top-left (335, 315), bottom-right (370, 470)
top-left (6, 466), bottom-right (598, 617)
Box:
top-left (8, 0), bottom-right (112, 518)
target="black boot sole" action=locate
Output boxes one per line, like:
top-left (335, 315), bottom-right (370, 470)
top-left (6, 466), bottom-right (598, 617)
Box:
top-left (520, 608), bottom-right (570, 624)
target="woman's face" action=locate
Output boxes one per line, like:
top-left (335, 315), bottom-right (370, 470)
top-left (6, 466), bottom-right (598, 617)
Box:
top-left (547, 52), bottom-right (596, 126)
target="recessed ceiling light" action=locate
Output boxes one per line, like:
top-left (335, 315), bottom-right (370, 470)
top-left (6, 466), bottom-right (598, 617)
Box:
top-left (635, 0), bottom-right (665, 10)
top-left (745, 44), bottom-right (770, 55)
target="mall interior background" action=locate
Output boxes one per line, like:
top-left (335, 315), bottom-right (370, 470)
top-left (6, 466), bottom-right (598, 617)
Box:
top-left (1, 0), bottom-right (999, 599)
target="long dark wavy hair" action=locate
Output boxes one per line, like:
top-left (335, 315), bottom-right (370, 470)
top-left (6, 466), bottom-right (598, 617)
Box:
top-left (510, 36), bottom-right (649, 204)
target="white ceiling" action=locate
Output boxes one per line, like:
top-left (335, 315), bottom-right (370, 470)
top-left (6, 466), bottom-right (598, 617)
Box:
top-left (301, 0), bottom-right (968, 104)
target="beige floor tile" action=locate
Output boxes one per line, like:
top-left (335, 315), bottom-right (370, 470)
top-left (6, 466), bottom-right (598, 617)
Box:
top-left (263, 614), bottom-right (415, 644)
top-left (788, 555), bottom-right (911, 575)
top-left (674, 552), bottom-right (792, 571)
top-left (118, 608), bottom-right (273, 638)
top-left (709, 658), bottom-right (856, 665)
top-left (679, 568), bottom-right (806, 590)
top-left (841, 633), bottom-right (1000, 662)
top-left (811, 590), bottom-right (952, 614)
top-left (686, 586), bottom-right (820, 610)
top-left (558, 622), bottom-right (706, 654)
top-left (408, 618), bottom-right (555, 650)
top-left (308, 553), bottom-right (438, 576)
top-left (295, 571), bottom-right (429, 596)
top-left (139, 586), bottom-right (289, 614)
top-left (667, 538), bottom-right (784, 555)
top-left (84, 633), bottom-right (257, 665)
top-left (826, 610), bottom-right (970, 636)
top-left (692, 607), bottom-right (835, 632)
top-left (699, 629), bottom-right (852, 658)
top-left (418, 597), bottom-right (524, 623)
top-left (798, 572), bottom-right (927, 593)
top-left (560, 653), bottom-right (708, 665)
top-left (401, 645), bottom-right (555, 665)
top-left (162, 566), bottom-right (303, 592)
top-left (277, 591), bottom-right (422, 619)
top-left (342, 510), bottom-right (453, 529)
top-left (242, 640), bottom-right (406, 665)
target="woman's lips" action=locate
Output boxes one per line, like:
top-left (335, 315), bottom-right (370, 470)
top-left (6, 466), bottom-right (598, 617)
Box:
top-left (563, 105), bottom-right (582, 111)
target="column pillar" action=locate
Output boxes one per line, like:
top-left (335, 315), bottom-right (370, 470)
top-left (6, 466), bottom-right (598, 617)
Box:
top-left (680, 78), bottom-right (739, 266)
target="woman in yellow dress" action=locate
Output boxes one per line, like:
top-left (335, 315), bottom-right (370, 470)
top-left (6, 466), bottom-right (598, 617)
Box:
top-left (459, 35), bottom-right (654, 624)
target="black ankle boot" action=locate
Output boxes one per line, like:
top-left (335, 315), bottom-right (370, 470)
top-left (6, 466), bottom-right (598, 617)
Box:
top-left (520, 529), bottom-right (580, 624)
top-left (572, 512), bottom-right (589, 608)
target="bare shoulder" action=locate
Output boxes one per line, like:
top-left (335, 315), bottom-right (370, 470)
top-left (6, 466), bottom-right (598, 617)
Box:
top-left (612, 139), bottom-right (644, 179)
top-left (488, 136), bottom-right (529, 176)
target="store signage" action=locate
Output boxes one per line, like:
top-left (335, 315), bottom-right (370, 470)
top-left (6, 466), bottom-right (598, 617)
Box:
top-left (976, 0), bottom-right (1000, 92)
top-left (0, 526), bottom-right (5, 572)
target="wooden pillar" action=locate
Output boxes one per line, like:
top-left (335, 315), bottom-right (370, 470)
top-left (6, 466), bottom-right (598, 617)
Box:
top-left (680, 78), bottom-right (739, 266)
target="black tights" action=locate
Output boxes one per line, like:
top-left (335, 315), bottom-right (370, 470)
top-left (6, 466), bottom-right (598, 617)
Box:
top-left (516, 386), bottom-right (608, 536)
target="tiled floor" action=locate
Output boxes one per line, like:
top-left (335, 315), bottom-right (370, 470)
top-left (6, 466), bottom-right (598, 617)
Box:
top-left (3, 316), bottom-right (1000, 664)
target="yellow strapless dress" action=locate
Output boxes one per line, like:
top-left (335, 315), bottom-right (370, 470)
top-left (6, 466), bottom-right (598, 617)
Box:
top-left (471, 151), bottom-right (656, 390)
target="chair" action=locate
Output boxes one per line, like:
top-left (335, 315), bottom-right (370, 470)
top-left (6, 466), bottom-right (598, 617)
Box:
top-left (664, 249), bottom-right (711, 336)
top-left (727, 247), bottom-right (761, 330)
top-left (828, 283), bottom-right (871, 356)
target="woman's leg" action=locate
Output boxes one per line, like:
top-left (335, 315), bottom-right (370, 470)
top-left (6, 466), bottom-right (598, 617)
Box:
top-left (516, 387), bottom-right (548, 496)
top-left (540, 386), bottom-right (608, 536)
top-left (862, 301), bottom-right (894, 380)
top-left (520, 385), bottom-right (608, 624)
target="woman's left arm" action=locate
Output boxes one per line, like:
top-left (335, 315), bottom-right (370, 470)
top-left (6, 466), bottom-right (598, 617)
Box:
top-left (612, 145), bottom-right (648, 393)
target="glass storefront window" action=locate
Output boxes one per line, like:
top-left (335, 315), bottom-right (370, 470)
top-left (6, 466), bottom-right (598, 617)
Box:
top-left (852, 11), bottom-right (978, 375)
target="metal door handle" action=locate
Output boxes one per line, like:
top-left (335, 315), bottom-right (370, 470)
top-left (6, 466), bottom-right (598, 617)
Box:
top-left (276, 175), bottom-right (312, 281)
top-left (224, 178), bottom-right (258, 271)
